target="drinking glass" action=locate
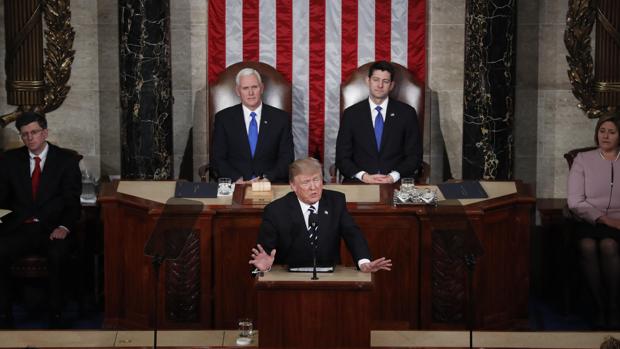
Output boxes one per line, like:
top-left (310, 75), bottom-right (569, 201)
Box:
top-left (238, 317), bottom-right (253, 338)
top-left (400, 178), bottom-right (415, 194)
top-left (218, 177), bottom-right (233, 196)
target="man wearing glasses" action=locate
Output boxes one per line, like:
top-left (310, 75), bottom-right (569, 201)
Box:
top-left (0, 112), bottom-right (81, 328)
top-left (336, 60), bottom-right (422, 183)
top-left (249, 157), bottom-right (391, 273)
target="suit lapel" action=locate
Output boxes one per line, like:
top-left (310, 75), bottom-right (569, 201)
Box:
top-left (316, 193), bottom-right (332, 248)
top-left (17, 147), bottom-right (34, 203)
top-left (361, 100), bottom-right (380, 154)
top-left (254, 106), bottom-right (270, 157)
top-left (37, 144), bottom-right (57, 203)
top-left (381, 100), bottom-right (398, 152)
top-left (233, 105), bottom-right (253, 159)
top-left (287, 193), bottom-right (306, 241)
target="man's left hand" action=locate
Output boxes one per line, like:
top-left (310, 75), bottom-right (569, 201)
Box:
top-left (50, 227), bottom-right (69, 240)
top-left (360, 257), bottom-right (392, 273)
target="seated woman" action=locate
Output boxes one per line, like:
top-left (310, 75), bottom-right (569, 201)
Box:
top-left (568, 115), bottom-right (620, 329)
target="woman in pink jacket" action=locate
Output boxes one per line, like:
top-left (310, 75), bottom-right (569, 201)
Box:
top-left (568, 115), bottom-right (620, 328)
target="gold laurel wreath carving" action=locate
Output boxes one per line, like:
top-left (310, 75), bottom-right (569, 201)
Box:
top-left (0, 0), bottom-right (75, 127)
top-left (564, 0), bottom-right (615, 119)
top-left (42, 0), bottom-right (75, 113)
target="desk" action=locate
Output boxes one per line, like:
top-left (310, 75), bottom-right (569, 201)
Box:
top-left (99, 181), bottom-right (534, 330)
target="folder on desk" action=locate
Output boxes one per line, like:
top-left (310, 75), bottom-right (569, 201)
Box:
top-left (437, 181), bottom-right (488, 199)
top-left (174, 181), bottom-right (218, 198)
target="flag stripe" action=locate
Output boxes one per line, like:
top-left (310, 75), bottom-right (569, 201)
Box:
top-left (391, 0), bottom-right (408, 66)
top-left (243, 0), bottom-right (259, 61)
top-left (408, 0), bottom-right (426, 84)
top-left (340, 0), bottom-right (358, 83)
top-left (207, 0), bottom-right (226, 83)
top-left (276, 1), bottom-right (293, 82)
top-left (357, 0), bottom-right (375, 67)
top-left (375, 0), bottom-right (391, 61)
top-left (324, 0), bottom-right (342, 177)
top-left (226, 0), bottom-right (243, 66)
top-left (291, 0), bottom-right (309, 159)
top-left (259, 0), bottom-right (276, 66)
top-left (308, 0), bottom-right (326, 159)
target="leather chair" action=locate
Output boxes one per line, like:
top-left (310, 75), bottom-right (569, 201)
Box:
top-left (337, 62), bottom-right (429, 183)
top-left (199, 61), bottom-right (292, 181)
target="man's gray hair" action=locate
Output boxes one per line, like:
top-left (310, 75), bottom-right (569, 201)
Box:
top-left (235, 68), bottom-right (262, 86)
top-left (289, 157), bottom-right (323, 182)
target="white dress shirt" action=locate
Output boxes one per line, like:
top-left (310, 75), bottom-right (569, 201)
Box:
top-left (242, 103), bottom-right (263, 134)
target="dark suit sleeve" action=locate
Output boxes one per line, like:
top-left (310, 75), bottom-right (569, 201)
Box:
top-left (265, 111), bottom-right (294, 181)
top-left (211, 111), bottom-right (243, 180)
top-left (60, 155), bottom-right (82, 231)
top-left (0, 154), bottom-right (8, 208)
top-left (335, 193), bottom-right (371, 263)
top-left (394, 105), bottom-right (422, 177)
top-left (257, 204), bottom-right (280, 256)
top-left (335, 107), bottom-right (361, 178)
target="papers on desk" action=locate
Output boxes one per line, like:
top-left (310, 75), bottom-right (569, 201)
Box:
top-left (0, 209), bottom-right (11, 223)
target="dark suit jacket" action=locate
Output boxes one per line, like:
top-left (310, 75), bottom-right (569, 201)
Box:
top-left (257, 190), bottom-right (371, 267)
top-left (211, 103), bottom-right (294, 182)
top-left (0, 143), bottom-right (81, 235)
top-left (336, 98), bottom-right (422, 179)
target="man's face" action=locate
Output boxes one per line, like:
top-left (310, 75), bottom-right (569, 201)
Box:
top-left (235, 74), bottom-right (264, 110)
top-left (19, 121), bottom-right (48, 155)
top-left (290, 171), bottom-right (323, 205)
top-left (366, 69), bottom-right (394, 103)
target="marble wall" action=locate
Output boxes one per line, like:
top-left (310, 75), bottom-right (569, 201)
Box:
top-left (0, 0), bottom-right (597, 198)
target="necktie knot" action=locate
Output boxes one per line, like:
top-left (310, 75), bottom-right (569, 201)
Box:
top-left (34, 156), bottom-right (41, 164)
top-left (375, 106), bottom-right (382, 112)
top-left (250, 111), bottom-right (257, 119)
top-left (308, 205), bottom-right (316, 214)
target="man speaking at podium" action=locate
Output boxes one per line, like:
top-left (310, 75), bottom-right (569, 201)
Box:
top-left (249, 157), bottom-right (391, 273)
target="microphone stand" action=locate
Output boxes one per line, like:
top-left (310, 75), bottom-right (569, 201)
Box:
top-left (151, 255), bottom-right (164, 349)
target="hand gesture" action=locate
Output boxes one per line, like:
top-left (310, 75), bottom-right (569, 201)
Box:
top-left (249, 244), bottom-right (276, 272)
top-left (50, 227), bottom-right (69, 240)
top-left (359, 257), bottom-right (392, 273)
top-left (362, 174), bottom-right (391, 184)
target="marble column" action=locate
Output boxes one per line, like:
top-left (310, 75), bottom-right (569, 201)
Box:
top-left (462, 0), bottom-right (516, 180)
top-left (119, 0), bottom-right (173, 179)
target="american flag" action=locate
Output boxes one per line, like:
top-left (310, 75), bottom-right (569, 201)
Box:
top-left (208, 0), bottom-right (426, 174)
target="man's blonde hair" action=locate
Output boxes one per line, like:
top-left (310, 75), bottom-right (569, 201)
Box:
top-left (289, 157), bottom-right (323, 182)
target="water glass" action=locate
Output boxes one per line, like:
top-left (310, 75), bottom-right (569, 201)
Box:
top-left (238, 317), bottom-right (253, 338)
top-left (401, 177), bottom-right (415, 194)
top-left (218, 177), bottom-right (233, 196)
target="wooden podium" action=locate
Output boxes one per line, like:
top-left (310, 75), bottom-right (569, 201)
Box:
top-left (255, 266), bottom-right (373, 348)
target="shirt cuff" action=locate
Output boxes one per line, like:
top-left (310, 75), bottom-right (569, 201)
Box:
top-left (357, 259), bottom-right (371, 268)
top-left (355, 171), bottom-right (367, 181)
top-left (58, 225), bottom-right (70, 233)
top-left (389, 171), bottom-right (400, 182)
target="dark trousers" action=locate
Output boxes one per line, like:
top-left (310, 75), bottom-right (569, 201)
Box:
top-left (0, 222), bottom-right (71, 314)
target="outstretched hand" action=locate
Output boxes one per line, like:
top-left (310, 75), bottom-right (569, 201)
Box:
top-left (359, 257), bottom-right (392, 273)
top-left (249, 244), bottom-right (276, 272)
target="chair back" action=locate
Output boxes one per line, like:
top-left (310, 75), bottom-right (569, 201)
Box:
top-left (340, 62), bottom-right (424, 132)
top-left (563, 146), bottom-right (597, 169)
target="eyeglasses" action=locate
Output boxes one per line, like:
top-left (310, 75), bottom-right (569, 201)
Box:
top-left (19, 129), bottom-right (44, 139)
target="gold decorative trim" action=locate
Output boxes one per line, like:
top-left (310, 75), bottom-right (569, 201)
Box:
top-left (564, 0), bottom-right (616, 119)
top-left (42, 0), bottom-right (75, 113)
top-left (595, 81), bottom-right (620, 92)
top-left (9, 80), bottom-right (46, 90)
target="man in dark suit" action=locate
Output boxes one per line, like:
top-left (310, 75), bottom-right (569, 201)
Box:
top-left (0, 112), bottom-right (81, 328)
top-left (336, 60), bottom-right (422, 183)
top-left (249, 157), bottom-right (391, 273)
top-left (211, 68), bottom-right (294, 183)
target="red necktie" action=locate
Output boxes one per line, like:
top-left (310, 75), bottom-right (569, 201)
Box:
top-left (31, 156), bottom-right (41, 200)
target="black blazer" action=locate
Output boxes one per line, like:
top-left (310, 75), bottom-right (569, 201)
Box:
top-left (211, 103), bottom-right (294, 182)
top-left (0, 143), bottom-right (81, 234)
top-left (257, 190), bottom-right (371, 267)
top-left (336, 98), bottom-right (422, 179)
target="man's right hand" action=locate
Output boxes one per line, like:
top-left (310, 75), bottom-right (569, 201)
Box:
top-left (249, 244), bottom-right (276, 272)
top-left (599, 215), bottom-right (620, 230)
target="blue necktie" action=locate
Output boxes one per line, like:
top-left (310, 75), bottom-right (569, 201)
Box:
top-left (374, 106), bottom-right (384, 151)
top-left (248, 112), bottom-right (258, 157)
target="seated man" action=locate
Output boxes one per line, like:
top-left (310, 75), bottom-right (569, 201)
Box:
top-left (0, 112), bottom-right (81, 328)
top-left (249, 157), bottom-right (391, 273)
top-left (211, 68), bottom-right (294, 183)
top-left (336, 60), bottom-right (422, 183)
